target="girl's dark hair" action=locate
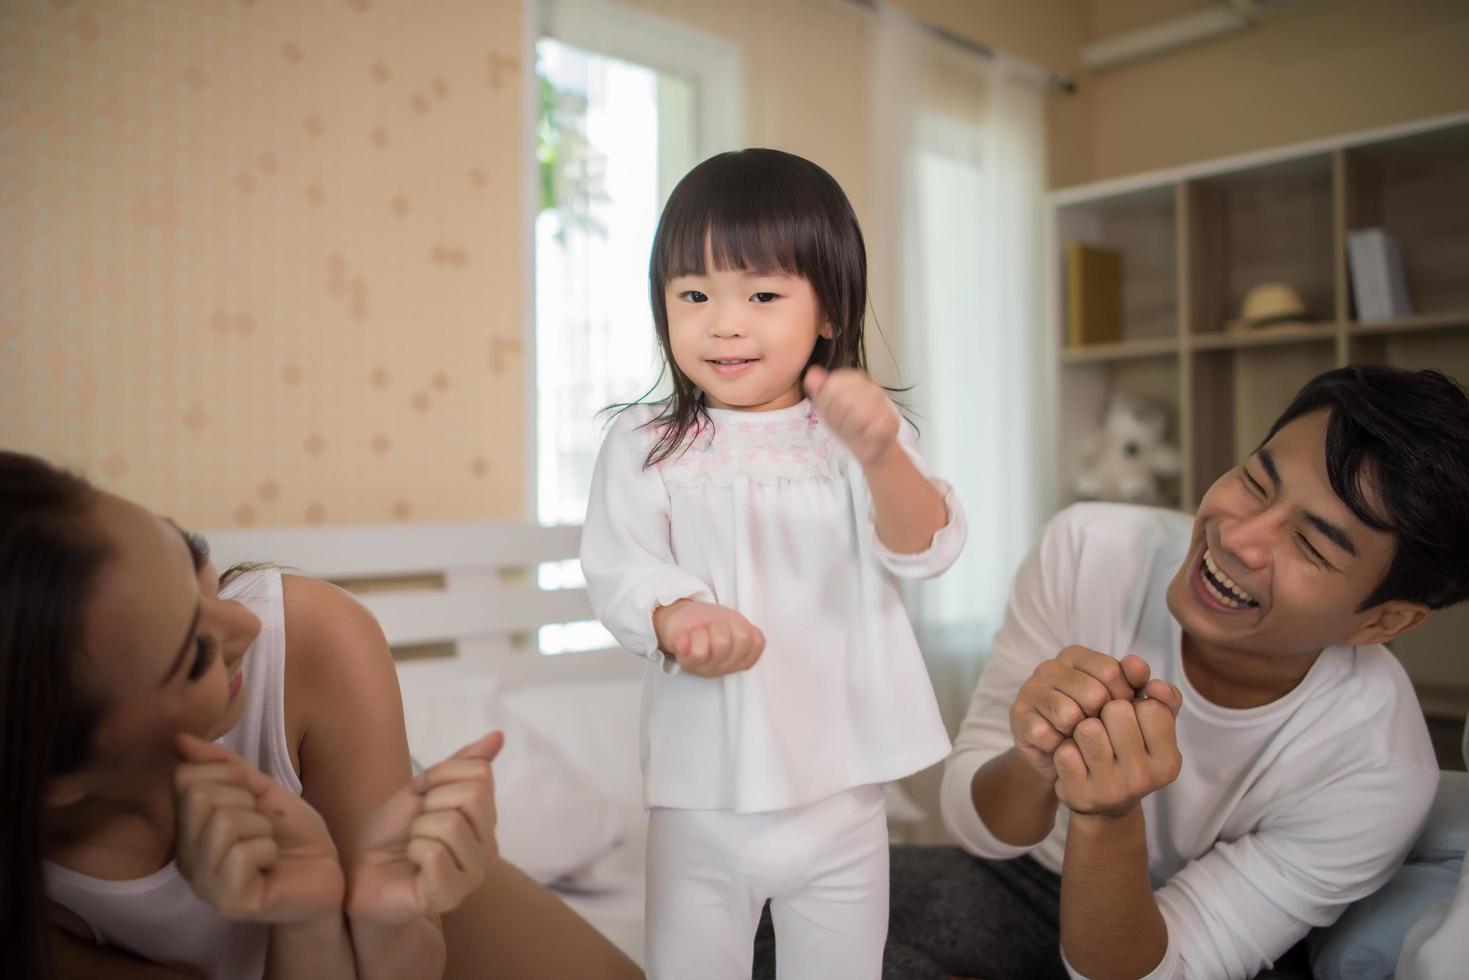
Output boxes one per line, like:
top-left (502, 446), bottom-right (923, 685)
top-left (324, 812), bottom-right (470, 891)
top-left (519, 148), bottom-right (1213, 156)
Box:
top-left (0, 451), bottom-right (109, 979)
top-left (638, 148), bottom-right (871, 465)
top-left (1261, 365), bottom-right (1469, 611)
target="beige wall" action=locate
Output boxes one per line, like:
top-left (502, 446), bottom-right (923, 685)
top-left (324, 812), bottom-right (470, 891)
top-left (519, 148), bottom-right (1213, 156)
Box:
top-left (623, 0), bottom-right (876, 238)
top-left (1049, 0), bottom-right (1469, 187)
top-left (904, 0), bottom-right (1469, 189)
top-left (1, 0), bottom-right (528, 529)
top-left (891, 0), bottom-right (1084, 79)
top-left (9, 0), bottom-right (1465, 530)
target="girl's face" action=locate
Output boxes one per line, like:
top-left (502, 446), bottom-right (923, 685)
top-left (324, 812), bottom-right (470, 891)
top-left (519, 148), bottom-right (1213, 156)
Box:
top-left (76, 492), bottom-right (261, 787)
top-left (665, 256), bottom-right (832, 413)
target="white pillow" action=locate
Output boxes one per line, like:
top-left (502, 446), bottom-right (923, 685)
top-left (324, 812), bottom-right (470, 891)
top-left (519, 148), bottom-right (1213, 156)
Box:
top-left (501, 679), bottom-right (648, 896)
top-left (398, 677), bottom-right (624, 885)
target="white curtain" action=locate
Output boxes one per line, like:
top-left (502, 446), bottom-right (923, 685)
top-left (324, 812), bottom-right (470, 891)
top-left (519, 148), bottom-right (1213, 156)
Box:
top-left (530, 0), bottom-right (1052, 671)
top-left (870, 4), bottom-right (1049, 695)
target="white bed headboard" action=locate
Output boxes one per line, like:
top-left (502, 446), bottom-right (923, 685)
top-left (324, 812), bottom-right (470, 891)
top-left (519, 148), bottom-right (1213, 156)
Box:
top-left (203, 521), bottom-right (639, 689)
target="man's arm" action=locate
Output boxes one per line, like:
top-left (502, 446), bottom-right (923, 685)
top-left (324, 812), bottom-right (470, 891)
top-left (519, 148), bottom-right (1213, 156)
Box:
top-left (968, 749), bottom-right (1061, 847)
top-left (944, 511), bottom-right (1120, 854)
top-left (1056, 685), bottom-right (1439, 980)
top-left (969, 647), bottom-right (1156, 849)
top-left (1165, 762), bottom-right (1436, 980)
top-left (1053, 691), bottom-right (1182, 980)
top-left (1061, 808), bottom-right (1169, 980)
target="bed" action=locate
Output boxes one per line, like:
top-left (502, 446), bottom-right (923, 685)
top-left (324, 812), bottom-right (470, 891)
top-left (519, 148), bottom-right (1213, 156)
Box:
top-left (207, 519), bottom-right (927, 969)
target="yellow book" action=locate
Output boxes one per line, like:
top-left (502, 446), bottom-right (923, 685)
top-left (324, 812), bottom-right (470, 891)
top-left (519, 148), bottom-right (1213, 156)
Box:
top-left (1066, 243), bottom-right (1122, 347)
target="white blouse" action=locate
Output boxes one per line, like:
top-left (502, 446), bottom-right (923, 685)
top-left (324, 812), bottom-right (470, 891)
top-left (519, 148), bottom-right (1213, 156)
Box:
top-left (581, 399), bottom-right (964, 813)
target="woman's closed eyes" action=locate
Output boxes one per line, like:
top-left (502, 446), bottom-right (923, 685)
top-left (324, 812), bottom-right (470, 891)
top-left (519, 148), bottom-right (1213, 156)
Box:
top-left (185, 634), bottom-right (216, 682)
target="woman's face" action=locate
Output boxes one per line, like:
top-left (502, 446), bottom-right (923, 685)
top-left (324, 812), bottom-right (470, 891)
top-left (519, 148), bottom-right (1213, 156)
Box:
top-left (78, 492), bottom-right (261, 780)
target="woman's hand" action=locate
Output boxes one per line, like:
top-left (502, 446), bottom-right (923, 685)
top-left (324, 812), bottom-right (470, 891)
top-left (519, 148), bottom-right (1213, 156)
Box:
top-left (173, 734), bottom-right (344, 924)
top-left (346, 731), bottom-right (505, 924)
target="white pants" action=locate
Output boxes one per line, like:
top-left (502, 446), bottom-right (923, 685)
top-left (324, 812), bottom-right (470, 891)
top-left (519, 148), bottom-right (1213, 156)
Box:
top-left (645, 784), bottom-right (889, 980)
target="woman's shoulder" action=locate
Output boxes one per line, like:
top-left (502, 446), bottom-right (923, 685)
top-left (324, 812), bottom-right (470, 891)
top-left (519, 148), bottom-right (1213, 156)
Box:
top-left (280, 575), bottom-right (401, 749)
top-left (281, 573), bottom-right (381, 635)
top-left (280, 575), bottom-right (392, 676)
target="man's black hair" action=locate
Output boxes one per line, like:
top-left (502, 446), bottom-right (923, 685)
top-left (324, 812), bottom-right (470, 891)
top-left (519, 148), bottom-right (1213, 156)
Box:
top-left (1262, 364), bottom-right (1469, 611)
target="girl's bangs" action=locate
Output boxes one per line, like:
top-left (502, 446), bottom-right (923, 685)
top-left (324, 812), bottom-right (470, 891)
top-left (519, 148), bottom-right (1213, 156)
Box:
top-left (655, 195), bottom-right (811, 283)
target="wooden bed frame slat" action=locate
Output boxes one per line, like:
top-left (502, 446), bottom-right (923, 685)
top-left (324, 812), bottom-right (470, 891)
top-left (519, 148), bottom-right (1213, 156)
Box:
top-left (202, 522), bottom-right (639, 688)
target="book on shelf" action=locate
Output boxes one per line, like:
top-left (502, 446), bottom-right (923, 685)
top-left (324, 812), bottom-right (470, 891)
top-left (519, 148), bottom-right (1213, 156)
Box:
top-left (1066, 243), bottom-right (1122, 347)
top-left (1347, 228), bottom-right (1412, 322)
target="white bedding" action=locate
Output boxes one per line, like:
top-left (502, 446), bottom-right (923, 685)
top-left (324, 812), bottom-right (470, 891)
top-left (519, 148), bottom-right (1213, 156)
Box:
top-left (498, 679), bottom-right (650, 966)
top-left (400, 668), bottom-right (928, 970)
top-left (400, 670), bottom-right (650, 966)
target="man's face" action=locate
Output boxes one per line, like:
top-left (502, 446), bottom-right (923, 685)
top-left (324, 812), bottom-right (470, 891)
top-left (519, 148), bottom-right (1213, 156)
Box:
top-left (1166, 410), bottom-right (1405, 659)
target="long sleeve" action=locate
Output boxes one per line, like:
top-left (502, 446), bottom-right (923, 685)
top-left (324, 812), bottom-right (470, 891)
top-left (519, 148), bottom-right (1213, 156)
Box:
top-left (940, 510), bottom-right (1075, 857)
top-left (870, 421), bottom-right (967, 579)
top-left (580, 411), bottom-right (715, 661)
top-left (1123, 763), bottom-right (1438, 980)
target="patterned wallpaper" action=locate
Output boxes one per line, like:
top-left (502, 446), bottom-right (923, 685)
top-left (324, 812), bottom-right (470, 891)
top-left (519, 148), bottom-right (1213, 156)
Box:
top-left (0, 0), bottom-right (528, 528)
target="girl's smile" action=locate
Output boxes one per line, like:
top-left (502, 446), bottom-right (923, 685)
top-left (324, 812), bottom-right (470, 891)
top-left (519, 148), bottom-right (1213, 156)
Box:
top-left (707, 357), bottom-right (760, 377)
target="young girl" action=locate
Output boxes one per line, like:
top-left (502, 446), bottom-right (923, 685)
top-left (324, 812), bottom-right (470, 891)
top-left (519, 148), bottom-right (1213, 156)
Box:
top-left (580, 148), bottom-right (966, 978)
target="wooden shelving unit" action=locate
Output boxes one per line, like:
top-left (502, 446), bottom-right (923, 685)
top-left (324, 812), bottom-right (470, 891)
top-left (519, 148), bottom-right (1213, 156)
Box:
top-left (1049, 111), bottom-right (1469, 714)
top-left (1059, 336), bottom-right (1179, 364)
top-left (1350, 312), bottom-right (1469, 338)
top-left (1189, 323), bottom-right (1336, 352)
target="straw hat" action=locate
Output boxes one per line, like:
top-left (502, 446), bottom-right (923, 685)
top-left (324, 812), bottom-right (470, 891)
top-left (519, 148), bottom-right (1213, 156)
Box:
top-left (1227, 283), bottom-right (1310, 333)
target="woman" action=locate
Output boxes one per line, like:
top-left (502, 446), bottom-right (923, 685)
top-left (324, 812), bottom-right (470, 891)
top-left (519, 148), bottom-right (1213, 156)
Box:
top-left (1, 450), bottom-right (642, 980)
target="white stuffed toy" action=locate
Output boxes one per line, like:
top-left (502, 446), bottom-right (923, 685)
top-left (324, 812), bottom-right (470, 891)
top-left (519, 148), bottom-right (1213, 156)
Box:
top-left (1075, 392), bottom-right (1182, 506)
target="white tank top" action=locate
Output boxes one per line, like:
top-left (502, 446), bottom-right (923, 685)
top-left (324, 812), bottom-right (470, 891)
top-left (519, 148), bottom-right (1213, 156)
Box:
top-left (45, 568), bottom-right (300, 980)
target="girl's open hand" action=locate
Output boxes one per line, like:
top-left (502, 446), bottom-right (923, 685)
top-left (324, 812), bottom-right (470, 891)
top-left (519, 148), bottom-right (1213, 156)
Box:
top-left (174, 733), bottom-right (345, 924)
top-left (346, 731), bottom-right (505, 924)
top-left (653, 599), bottom-right (765, 677)
top-left (803, 366), bottom-right (900, 467)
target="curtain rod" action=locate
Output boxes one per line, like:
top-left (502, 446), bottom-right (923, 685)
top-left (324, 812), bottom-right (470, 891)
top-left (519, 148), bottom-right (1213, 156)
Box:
top-left (840, 0), bottom-right (1077, 93)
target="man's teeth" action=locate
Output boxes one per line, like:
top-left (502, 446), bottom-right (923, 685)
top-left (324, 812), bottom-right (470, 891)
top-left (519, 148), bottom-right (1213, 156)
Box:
top-left (1203, 549), bottom-right (1257, 608)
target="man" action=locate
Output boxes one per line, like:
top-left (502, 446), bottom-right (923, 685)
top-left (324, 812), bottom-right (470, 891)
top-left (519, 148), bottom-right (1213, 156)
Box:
top-left (875, 365), bottom-right (1469, 980)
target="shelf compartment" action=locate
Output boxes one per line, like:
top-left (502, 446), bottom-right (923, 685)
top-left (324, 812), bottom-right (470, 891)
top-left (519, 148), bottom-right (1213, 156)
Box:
top-left (1184, 342), bottom-right (1337, 507)
top-left (1183, 155), bottom-right (1336, 339)
top-left (1061, 336), bottom-right (1179, 364)
top-left (1342, 122), bottom-right (1469, 318)
top-left (1054, 113), bottom-right (1469, 704)
top-left (1349, 326), bottom-right (1469, 387)
top-left (1059, 356), bottom-right (1183, 511)
top-left (1349, 311), bottom-right (1469, 338)
top-left (1190, 323), bottom-right (1339, 351)
top-left (1057, 185), bottom-right (1178, 347)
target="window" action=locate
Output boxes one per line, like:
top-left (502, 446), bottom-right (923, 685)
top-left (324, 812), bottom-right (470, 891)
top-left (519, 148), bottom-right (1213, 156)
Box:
top-left (534, 39), bottom-right (692, 526)
top-left (895, 51), bottom-right (1048, 664)
top-left (532, 1), bottom-right (741, 652)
